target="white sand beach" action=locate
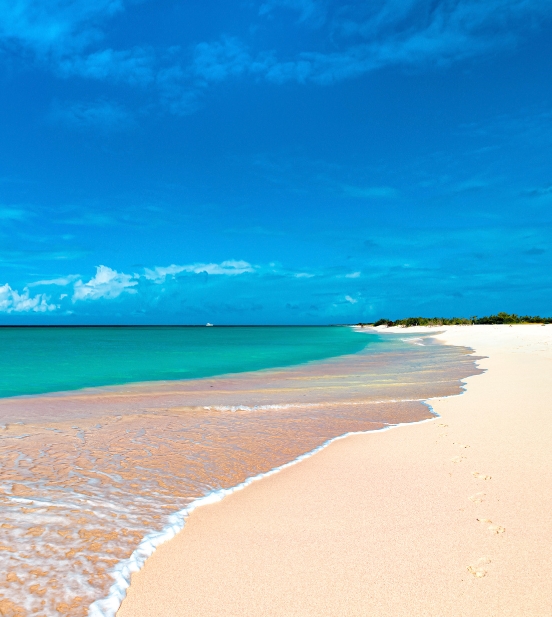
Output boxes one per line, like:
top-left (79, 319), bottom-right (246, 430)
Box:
top-left (118, 325), bottom-right (552, 617)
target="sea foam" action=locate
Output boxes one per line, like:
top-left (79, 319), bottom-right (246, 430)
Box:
top-left (88, 418), bottom-right (439, 617)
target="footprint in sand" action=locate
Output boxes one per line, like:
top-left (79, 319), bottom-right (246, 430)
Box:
top-left (489, 524), bottom-right (506, 534)
top-left (477, 518), bottom-right (505, 534)
top-left (472, 471), bottom-right (492, 480)
top-left (451, 456), bottom-right (466, 463)
top-left (469, 492), bottom-right (486, 503)
top-left (467, 557), bottom-right (491, 578)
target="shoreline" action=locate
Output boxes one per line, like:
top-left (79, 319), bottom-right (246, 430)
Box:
top-left (86, 331), bottom-right (474, 616)
top-left (117, 324), bottom-right (552, 616)
top-left (1, 327), bottom-right (474, 615)
top-left (92, 410), bottom-right (450, 616)
top-left (0, 325), bottom-right (369, 402)
top-left (0, 331), bottom-right (385, 425)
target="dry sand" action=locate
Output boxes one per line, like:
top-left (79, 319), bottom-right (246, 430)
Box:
top-left (118, 325), bottom-right (552, 617)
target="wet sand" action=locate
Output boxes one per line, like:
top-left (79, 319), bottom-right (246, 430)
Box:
top-left (0, 334), bottom-right (479, 616)
top-left (118, 325), bottom-right (552, 617)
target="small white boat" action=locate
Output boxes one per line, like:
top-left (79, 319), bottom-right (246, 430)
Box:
top-left (206, 323), bottom-right (213, 327)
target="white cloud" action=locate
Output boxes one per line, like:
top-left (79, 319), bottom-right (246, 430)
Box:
top-left (144, 260), bottom-right (255, 282)
top-left (143, 264), bottom-right (187, 281)
top-left (0, 284), bottom-right (57, 313)
top-left (345, 271), bottom-right (361, 278)
top-left (28, 275), bottom-right (79, 287)
top-left (72, 265), bottom-right (138, 301)
top-left (345, 295), bottom-right (358, 304)
top-left (294, 272), bottom-right (315, 278)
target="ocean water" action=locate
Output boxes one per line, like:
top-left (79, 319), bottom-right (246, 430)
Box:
top-left (0, 328), bottom-right (483, 617)
top-left (0, 326), bottom-right (370, 398)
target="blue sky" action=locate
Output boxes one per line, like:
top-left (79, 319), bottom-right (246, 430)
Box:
top-left (1, 0), bottom-right (551, 324)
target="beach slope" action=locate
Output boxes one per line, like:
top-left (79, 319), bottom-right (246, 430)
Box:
top-left (118, 325), bottom-right (552, 617)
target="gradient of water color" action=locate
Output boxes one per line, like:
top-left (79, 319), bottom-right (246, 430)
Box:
top-left (0, 326), bottom-right (371, 398)
top-left (0, 328), bottom-right (482, 616)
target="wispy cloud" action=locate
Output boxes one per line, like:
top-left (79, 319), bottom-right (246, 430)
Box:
top-left (144, 260), bottom-right (255, 282)
top-left (523, 247), bottom-right (545, 256)
top-left (0, 0), bottom-right (125, 56)
top-left (451, 179), bottom-right (491, 194)
top-left (259, 0), bottom-right (326, 25)
top-left (523, 184), bottom-right (552, 198)
top-left (343, 185), bottom-right (398, 199)
top-left (57, 47), bottom-right (155, 85)
top-left (156, 65), bottom-right (201, 116)
top-left (3, 0), bottom-right (551, 119)
top-left (28, 275), bottom-right (80, 287)
top-left (192, 37), bottom-right (260, 83)
top-left (240, 0), bottom-right (552, 86)
top-left (0, 1), bottom-right (159, 108)
top-left (0, 248), bottom-right (87, 264)
top-left (0, 0), bottom-right (124, 49)
top-left (0, 207), bottom-right (30, 221)
top-left (50, 99), bottom-right (134, 129)
top-left (265, 0), bottom-right (552, 83)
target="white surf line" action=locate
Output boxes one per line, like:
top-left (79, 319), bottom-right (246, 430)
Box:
top-left (90, 339), bottom-right (483, 617)
top-left (203, 398), bottom-right (425, 412)
top-left (86, 395), bottom-right (465, 617)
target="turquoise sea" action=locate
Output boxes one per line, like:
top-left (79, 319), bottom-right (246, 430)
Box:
top-left (0, 326), bottom-right (482, 616)
top-left (0, 326), bottom-right (371, 398)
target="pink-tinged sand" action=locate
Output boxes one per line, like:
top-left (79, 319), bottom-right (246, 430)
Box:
top-left (118, 325), bottom-right (552, 617)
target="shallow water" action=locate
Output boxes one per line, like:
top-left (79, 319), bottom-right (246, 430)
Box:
top-left (0, 326), bottom-right (369, 398)
top-left (0, 331), bottom-right (482, 616)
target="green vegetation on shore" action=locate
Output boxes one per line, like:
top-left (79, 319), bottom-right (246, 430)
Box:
top-left (358, 312), bottom-right (552, 328)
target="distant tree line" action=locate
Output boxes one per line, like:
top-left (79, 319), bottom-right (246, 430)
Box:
top-left (358, 312), bottom-right (552, 327)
